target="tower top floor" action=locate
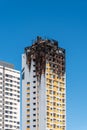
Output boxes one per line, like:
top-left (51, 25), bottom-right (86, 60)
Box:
top-left (25, 36), bottom-right (65, 54)
top-left (23, 36), bottom-right (65, 80)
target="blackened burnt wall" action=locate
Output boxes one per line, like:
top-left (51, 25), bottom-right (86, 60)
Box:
top-left (25, 37), bottom-right (65, 80)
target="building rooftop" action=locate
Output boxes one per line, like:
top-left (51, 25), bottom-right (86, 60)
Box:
top-left (0, 61), bottom-right (14, 69)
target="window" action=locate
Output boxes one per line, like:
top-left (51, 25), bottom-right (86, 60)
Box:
top-left (33, 125), bottom-right (36, 127)
top-left (53, 75), bottom-right (55, 78)
top-left (33, 81), bottom-right (36, 83)
top-left (27, 115), bottom-right (30, 118)
top-left (27, 98), bottom-right (30, 101)
top-left (27, 109), bottom-right (30, 112)
top-left (33, 59), bottom-right (35, 62)
top-left (17, 77), bottom-right (20, 80)
top-left (27, 82), bottom-right (30, 85)
top-left (27, 126), bottom-right (30, 128)
top-left (0, 72), bottom-right (2, 75)
top-left (6, 74), bottom-right (8, 77)
top-left (27, 87), bottom-right (30, 90)
top-left (27, 120), bottom-right (30, 123)
top-left (10, 80), bottom-right (13, 83)
top-left (33, 75), bottom-right (36, 78)
top-left (33, 108), bottom-right (36, 110)
top-left (27, 104), bottom-right (30, 106)
top-left (22, 67), bottom-right (25, 72)
top-left (22, 72), bottom-right (25, 80)
top-left (33, 92), bottom-right (36, 94)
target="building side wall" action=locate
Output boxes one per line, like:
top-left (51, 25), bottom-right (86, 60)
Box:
top-left (0, 65), bottom-right (20, 130)
top-left (0, 66), bottom-right (3, 129)
top-left (39, 74), bottom-right (46, 130)
top-left (22, 54), bottom-right (29, 130)
top-left (46, 62), bottom-right (66, 130)
top-left (22, 55), bottom-right (39, 130)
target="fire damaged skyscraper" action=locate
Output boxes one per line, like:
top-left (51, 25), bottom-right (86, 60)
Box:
top-left (22, 36), bottom-right (66, 130)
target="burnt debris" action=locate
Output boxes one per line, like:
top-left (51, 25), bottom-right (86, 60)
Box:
top-left (25, 36), bottom-right (65, 80)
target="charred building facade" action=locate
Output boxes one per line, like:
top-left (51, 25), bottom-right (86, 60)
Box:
top-left (22, 36), bottom-right (66, 130)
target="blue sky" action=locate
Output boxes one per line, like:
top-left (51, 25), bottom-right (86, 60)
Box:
top-left (0, 0), bottom-right (87, 130)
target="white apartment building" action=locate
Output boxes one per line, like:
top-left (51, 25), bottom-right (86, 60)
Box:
top-left (22, 37), bottom-right (66, 130)
top-left (0, 61), bottom-right (20, 130)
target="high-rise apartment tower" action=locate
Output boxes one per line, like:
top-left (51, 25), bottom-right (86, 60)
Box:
top-left (0, 61), bottom-right (20, 130)
top-left (22, 36), bottom-right (66, 130)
